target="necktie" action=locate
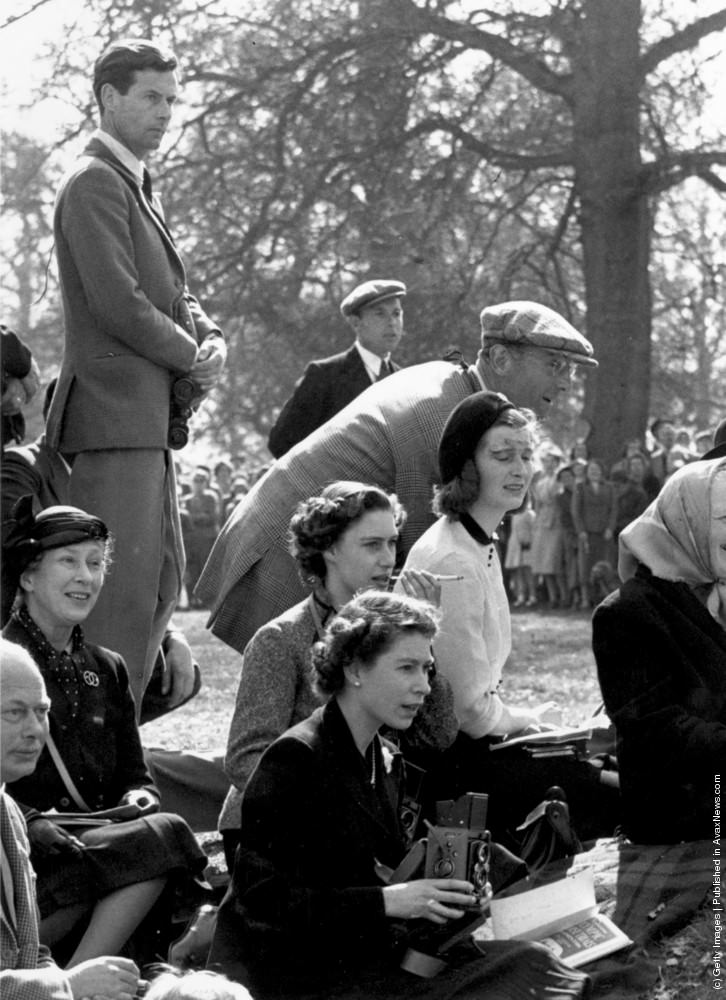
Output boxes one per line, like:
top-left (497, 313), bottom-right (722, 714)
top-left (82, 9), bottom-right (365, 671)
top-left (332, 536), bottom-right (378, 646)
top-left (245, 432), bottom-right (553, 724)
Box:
top-left (377, 359), bottom-right (393, 381)
top-left (142, 167), bottom-right (153, 200)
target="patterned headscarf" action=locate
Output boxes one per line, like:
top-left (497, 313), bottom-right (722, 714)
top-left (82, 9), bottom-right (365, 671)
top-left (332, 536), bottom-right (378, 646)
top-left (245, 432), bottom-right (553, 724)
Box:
top-left (618, 457), bottom-right (726, 627)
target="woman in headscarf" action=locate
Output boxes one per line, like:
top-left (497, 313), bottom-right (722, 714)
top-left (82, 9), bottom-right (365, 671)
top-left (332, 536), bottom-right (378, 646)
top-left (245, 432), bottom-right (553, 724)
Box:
top-left (592, 457), bottom-right (726, 842)
top-left (1, 498), bottom-right (206, 964)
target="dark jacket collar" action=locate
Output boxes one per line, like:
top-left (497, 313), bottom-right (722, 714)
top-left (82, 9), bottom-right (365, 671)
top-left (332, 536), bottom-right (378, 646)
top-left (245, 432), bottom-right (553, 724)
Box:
top-left (316, 700), bottom-right (406, 848)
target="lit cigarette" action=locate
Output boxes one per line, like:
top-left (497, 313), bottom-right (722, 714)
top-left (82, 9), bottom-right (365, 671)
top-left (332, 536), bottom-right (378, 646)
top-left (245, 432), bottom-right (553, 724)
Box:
top-left (390, 573), bottom-right (464, 582)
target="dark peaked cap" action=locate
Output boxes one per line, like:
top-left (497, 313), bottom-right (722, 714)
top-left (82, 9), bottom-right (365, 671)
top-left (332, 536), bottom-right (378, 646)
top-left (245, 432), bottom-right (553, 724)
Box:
top-left (340, 279), bottom-right (407, 317)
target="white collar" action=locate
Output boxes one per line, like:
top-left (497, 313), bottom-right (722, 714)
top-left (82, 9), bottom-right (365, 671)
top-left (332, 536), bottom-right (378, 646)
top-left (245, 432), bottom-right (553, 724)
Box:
top-left (355, 341), bottom-right (389, 376)
top-left (92, 128), bottom-right (145, 185)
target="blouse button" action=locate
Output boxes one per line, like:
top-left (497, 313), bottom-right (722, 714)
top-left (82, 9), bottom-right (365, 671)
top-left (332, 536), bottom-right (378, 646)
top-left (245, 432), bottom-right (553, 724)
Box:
top-left (60, 797), bottom-right (70, 807)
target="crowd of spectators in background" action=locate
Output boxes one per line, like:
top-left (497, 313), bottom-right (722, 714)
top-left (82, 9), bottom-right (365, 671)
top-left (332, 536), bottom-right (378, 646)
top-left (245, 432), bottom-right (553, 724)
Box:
top-left (175, 459), bottom-right (267, 606)
top-left (501, 418), bottom-right (716, 612)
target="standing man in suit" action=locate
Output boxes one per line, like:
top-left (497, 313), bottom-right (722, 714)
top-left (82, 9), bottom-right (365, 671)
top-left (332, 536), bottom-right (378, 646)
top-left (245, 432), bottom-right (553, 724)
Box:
top-left (46, 40), bottom-right (226, 711)
top-left (268, 279), bottom-right (405, 458)
top-left (197, 300), bottom-right (598, 654)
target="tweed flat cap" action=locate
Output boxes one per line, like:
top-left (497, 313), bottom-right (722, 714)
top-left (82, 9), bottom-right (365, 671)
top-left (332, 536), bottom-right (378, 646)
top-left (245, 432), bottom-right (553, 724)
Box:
top-left (480, 301), bottom-right (597, 368)
top-left (340, 279), bottom-right (407, 317)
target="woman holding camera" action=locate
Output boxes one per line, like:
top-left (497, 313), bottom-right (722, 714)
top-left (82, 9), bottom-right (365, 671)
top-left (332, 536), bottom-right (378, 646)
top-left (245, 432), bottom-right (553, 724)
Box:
top-left (208, 591), bottom-right (590, 1000)
top-left (1, 499), bottom-right (206, 964)
top-left (218, 480), bottom-right (455, 868)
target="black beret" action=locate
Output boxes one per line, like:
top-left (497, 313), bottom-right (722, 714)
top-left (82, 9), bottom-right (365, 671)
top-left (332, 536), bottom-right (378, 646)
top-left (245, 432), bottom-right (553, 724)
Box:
top-left (438, 391), bottom-right (516, 484)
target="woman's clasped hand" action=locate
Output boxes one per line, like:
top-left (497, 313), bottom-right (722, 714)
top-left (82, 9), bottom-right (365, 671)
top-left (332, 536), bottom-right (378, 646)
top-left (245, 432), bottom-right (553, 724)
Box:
top-left (382, 878), bottom-right (477, 924)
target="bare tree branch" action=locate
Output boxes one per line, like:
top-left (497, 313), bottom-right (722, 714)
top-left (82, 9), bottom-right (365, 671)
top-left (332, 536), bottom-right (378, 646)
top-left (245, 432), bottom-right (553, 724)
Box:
top-left (404, 115), bottom-right (573, 169)
top-left (641, 149), bottom-right (726, 193)
top-left (639, 9), bottom-right (726, 80)
top-left (393, 0), bottom-right (574, 103)
top-left (694, 167), bottom-right (726, 193)
top-left (0, 0), bottom-right (54, 31)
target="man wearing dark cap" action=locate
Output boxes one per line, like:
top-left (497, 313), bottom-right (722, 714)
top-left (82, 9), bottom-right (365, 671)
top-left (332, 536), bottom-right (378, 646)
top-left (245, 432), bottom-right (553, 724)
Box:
top-left (268, 279), bottom-right (405, 458)
top-left (198, 299), bottom-right (597, 654)
top-left (45, 39), bottom-right (226, 712)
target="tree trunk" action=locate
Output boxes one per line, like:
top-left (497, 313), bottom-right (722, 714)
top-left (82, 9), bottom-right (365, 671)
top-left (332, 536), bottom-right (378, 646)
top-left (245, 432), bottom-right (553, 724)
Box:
top-left (573, 0), bottom-right (652, 467)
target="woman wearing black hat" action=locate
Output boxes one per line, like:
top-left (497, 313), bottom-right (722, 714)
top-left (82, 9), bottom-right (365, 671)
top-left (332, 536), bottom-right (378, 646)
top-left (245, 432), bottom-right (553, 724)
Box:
top-left (1, 498), bottom-right (206, 965)
top-left (397, 392), bottom-right (618, 844)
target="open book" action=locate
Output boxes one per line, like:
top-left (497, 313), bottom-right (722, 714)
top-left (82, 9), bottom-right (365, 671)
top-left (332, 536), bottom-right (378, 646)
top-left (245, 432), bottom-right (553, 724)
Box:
top-left (489, 869), bottom-right (631, 967)
top-left (489, 722), bottom-right (594, 752)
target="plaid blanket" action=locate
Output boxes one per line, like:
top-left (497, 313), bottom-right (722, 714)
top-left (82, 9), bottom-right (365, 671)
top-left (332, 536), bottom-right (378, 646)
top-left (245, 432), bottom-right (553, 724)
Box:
top-left (504, 837), bottom-right (712, 997)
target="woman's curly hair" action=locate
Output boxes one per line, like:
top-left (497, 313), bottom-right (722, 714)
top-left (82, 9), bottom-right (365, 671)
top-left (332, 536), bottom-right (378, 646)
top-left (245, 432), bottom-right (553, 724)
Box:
top-left (311, 591), bottom-right (439, 697)
top-left (288, 481), bottom-right (405, 585)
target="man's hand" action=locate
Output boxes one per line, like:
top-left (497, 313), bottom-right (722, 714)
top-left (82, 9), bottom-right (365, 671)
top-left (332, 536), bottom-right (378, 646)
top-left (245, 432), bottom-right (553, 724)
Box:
top-left (26, 818), bottom-right (85, 857)
top-left (20, 357), bottom-right (41, 403)
top-left (159, 629), bottom-right (197, 707)
top-left (189, 336), bottom-right (226, 393)
top-left (66, 956), bottom-right (139, 1000)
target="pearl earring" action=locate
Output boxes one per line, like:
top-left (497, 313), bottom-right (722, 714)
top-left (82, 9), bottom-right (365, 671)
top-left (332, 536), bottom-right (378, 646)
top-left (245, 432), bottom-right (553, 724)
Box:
top-left (353, 680), bottom-right (361, 687)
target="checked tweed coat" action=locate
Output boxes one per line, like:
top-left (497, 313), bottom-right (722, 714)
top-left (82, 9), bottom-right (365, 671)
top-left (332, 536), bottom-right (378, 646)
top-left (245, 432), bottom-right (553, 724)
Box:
top-left (197, 360), bottom-right (481, 653)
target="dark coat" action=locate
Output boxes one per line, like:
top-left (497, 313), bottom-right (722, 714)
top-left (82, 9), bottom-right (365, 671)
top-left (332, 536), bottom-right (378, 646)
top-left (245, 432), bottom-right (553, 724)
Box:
top-left (592, 566), bottom-right (726, 842)
top-left (268, 345), bottom-right (399, 458)
top-left (210, 700), bottom-right (406, 994)
top-left (1, 326), bottom-right (33, 448)
top-left (209, 701), bottom-right (591, 1000)
top-left (0, 438), bottom-right (71, 626)
top-left (3, 615), bottom-right (156, 811)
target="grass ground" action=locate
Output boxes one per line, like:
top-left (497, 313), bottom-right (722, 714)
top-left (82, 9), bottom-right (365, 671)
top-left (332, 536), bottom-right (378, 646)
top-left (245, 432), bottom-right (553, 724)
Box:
top-left (141, 607), bottom-right (711, 999)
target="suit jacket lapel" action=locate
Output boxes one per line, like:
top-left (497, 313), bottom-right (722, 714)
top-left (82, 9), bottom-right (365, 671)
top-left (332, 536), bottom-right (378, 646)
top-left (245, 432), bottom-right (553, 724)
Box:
top-left (343, 345), bottom-right (375, 389)
top-left (83, 138), bottom-right (183, 271)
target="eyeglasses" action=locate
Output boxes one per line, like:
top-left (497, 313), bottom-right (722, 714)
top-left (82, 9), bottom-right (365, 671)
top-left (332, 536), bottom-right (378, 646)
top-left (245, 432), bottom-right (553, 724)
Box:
top-left (546, 356), bottom-right (577, 378)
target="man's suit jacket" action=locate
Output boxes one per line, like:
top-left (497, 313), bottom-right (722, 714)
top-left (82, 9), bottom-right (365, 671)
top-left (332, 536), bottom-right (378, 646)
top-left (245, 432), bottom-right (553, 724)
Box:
top-left (197, 360), bottom-right (481, 653)
top-left (46, 137), bottom-right (219, 453)
top-left (268, 345), bottom-right (399, 458)
top-left (0, 792), bottom-right (72, 1000)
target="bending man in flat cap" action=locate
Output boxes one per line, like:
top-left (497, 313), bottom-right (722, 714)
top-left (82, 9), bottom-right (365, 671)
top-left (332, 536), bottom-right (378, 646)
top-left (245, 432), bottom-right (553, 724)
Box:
top-left (268, 279), bottom-right (405, 458)
top-left (198, 301), bottom-right (597, 654)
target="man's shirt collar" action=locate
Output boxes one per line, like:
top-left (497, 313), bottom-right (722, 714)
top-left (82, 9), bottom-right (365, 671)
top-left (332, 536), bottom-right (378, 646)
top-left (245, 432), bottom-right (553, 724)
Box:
top-left (93, 128), bottom-right (145, 185)
top-left (355, 341), bottom-right (389, 378)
